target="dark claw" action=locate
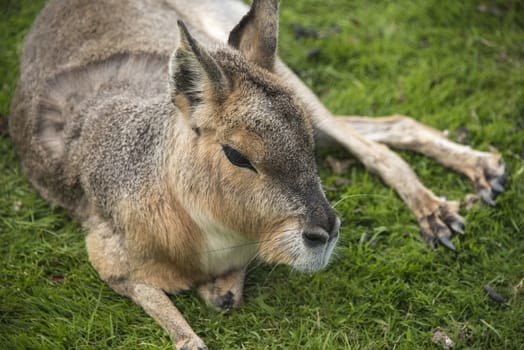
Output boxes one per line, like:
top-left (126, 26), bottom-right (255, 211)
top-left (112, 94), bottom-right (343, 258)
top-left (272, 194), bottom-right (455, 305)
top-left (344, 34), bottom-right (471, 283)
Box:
top-left (483, 285), bottom-right (506, 304)
top-left (490, 178), bottom-right (504, 193)
top-left (450, 221), bottom-right (465, 235)
top-left (439, 236), bottom-right (456, 251)
top-left (498, 172), bottom-right (507, 186)
top-left (479, 189), bottom-right (496, 207)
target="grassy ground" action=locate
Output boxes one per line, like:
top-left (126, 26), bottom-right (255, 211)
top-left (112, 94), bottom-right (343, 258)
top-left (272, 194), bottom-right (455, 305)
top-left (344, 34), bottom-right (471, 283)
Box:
top-left (1, 0), bottom-right (523, 349)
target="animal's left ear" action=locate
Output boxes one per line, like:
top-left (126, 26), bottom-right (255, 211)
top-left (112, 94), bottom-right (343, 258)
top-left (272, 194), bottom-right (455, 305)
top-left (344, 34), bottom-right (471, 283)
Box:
top-left (169, 20), bottom-right (228, 127)
top-left (228, 0), bottom-right (279, 71)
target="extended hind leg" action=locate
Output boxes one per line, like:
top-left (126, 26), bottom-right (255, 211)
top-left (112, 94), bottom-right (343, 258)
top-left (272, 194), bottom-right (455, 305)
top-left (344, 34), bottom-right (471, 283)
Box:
top-left (324, 118), bottom-right (467, 249)
top-left (275, 61), bottom-right (473, 249)
top-left (334, 115), bottom-right (506, 205)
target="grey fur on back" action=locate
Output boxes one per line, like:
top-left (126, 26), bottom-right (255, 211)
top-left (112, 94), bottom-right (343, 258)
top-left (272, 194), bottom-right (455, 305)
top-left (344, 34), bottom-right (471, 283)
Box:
top-left (9, 0), bottom-right (248, 220)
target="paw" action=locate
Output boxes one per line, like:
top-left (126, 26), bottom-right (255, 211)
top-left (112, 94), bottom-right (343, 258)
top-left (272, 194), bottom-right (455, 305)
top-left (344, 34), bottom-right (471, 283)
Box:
top-left (472, 153), bottom-right (506, 206)
top-left (198, 283), bottom-right (243, 312)
top-left (212, 290), bottom-right (236, 311)
top-left (418, 200), bottom-right (465, 251)
top-left (207, 288), bottom-right (242, 312)
top-left (177, 337), bottom-right (208, 350)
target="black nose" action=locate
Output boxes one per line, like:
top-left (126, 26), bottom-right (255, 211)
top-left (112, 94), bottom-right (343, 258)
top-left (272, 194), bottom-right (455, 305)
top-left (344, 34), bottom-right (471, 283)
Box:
top-left (302, 231), bottom-right (329, 247)
top-left (300, 182), bottom-right (340, 246)
top-left (305, 194), bottom-right (339, 236)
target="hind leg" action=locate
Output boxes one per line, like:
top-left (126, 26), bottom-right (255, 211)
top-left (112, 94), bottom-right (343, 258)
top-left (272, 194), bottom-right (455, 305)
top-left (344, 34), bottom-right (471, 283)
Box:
top-left (318, 126), bottom-right (467, 249)
top-left (275, 60), bottom-right (474, 249)
top-left (334, 115), bottom-right (506, 205)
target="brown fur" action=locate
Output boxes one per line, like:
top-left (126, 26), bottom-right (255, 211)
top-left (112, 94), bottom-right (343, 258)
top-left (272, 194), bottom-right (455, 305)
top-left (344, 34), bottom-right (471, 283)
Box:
top-left (9, 0), bottom-right (505, 348)
top-left (10, 1), bottom-right (340, 348)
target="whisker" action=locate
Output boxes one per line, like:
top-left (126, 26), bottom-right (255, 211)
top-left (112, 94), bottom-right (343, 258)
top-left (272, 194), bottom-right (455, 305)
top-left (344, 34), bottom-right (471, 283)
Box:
top-left (263, 261), bottom-right (283, 285)
top-left (204, 240), bottom-right (261, 254)
top-left (331, 193), bottom-right (390, 208)
top-left (203, 227), bottom-right (300, 254)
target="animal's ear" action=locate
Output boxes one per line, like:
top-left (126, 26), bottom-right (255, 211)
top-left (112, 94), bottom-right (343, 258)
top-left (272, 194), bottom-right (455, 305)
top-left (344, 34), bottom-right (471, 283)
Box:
top-left (169, 21), bottom-right (228, 117)
top-left (228, 0), bottom-right (279, 71)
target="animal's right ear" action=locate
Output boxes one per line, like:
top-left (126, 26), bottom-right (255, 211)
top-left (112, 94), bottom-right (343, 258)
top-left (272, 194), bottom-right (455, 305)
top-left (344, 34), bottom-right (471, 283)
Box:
top-left (169, 21), bottom-right (228, 124)
top-left (228, 0), bottom-right (279, 71)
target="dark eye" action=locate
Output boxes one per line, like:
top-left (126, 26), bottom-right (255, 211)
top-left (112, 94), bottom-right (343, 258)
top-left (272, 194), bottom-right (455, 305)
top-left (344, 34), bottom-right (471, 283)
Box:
top-left (222, 144), bottom-right (257, 173)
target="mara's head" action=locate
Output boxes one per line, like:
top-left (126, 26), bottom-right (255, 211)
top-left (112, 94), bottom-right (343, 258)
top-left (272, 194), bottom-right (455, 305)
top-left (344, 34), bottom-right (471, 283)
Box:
top-left (168, 0), bottom-right (339, 273)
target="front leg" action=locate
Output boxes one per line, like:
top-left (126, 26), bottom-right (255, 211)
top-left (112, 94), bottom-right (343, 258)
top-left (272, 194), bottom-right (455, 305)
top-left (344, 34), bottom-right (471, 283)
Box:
top-left (85, 218), bottom-right (207, 350)
top-left (131, 284), bottom-right (207, 350)
top-left (198, 269), bottom-right (246, 312)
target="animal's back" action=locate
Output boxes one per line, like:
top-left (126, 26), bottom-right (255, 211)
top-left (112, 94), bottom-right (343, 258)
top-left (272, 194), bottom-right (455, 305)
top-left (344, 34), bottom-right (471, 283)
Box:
top-left (9, 0), bottom-right (247, 218)
top-left (18, 0), bottom-right (247, 83)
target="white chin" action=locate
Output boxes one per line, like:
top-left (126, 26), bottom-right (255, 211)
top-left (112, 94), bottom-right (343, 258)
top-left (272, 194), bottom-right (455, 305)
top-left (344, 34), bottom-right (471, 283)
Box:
top-left (291, 242), bottom-right (336, 273)
top-left (292, 261), bottom-right (327, 273)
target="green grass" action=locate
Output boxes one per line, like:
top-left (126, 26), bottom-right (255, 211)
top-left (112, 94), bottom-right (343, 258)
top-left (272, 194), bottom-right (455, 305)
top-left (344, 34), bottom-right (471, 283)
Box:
top-left (1, 0), bottom-right (523, 349)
